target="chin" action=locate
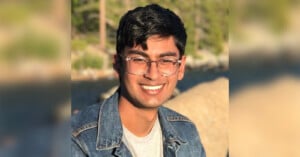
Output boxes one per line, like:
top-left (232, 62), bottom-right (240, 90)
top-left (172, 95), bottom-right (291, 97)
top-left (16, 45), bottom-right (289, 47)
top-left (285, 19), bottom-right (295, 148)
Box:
top-left (138, 97), bottom-right (167, 109)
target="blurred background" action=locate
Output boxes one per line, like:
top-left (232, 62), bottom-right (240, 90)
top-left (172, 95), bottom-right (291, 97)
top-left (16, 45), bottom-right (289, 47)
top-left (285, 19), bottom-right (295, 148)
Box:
top-left (0, 0), bottom-right (229, 156)
top-left (230, 0), bottom-right (300, 157)
top-left (0, 0), bottom-right (70, 157)
top-left (1, 0), bottom-right (299, 157)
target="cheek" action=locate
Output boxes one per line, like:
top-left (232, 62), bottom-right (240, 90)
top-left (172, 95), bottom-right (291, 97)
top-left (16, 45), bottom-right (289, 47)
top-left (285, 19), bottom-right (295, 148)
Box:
top-left (123, 74), bottom-right (137, 89)
top-left (117, 65), bottom-right (128, 81)
top-left (167, 75), bottom-right (179, 87)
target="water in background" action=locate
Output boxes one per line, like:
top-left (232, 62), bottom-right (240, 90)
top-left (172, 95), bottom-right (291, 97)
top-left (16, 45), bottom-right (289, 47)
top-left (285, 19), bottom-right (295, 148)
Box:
top-left (71, 69), bottom-right (229, 112)
top-left (230, 56), bottom-right (300, 94)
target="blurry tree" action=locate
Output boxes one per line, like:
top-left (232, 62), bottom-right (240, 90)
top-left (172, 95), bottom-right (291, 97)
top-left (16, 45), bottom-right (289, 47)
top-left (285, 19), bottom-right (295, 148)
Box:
top-left (71, 0), bottom-right (99, 33)
top-left (199, 0), bottom-right (228, 55)
top-left (231, 0), bottom-right (295, 34)
top-left (72, 53), bottom-right (103, 70)
top-left (71, 0), bottom-right (229, 56)
top-left (2, 31), bottom-right (60, 62)
top-left (99, 0), bottom-right (106, 50)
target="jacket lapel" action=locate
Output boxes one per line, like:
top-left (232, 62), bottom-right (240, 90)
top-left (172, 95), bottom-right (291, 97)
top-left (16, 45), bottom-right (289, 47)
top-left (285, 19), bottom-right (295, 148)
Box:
top-left (112, 142), bottom-right (132, 157)
top-left (96, 90), bottom-right (123, 151)
top-left (158, 107), bottom-right (188, 157)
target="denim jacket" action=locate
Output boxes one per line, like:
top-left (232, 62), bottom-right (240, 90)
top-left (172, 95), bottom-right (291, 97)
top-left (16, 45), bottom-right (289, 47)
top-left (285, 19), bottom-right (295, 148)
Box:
top-left (72, 91), bottom-right (206, 157)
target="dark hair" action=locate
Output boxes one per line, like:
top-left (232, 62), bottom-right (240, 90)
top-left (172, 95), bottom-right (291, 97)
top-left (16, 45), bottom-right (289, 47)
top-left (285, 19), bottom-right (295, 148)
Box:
top-left (116, 4), bottom-right (187, 57)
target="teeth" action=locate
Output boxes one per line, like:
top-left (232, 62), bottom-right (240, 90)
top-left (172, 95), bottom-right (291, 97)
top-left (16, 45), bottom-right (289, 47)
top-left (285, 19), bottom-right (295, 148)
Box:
top-left (142, 85), bottom-right (163, 90)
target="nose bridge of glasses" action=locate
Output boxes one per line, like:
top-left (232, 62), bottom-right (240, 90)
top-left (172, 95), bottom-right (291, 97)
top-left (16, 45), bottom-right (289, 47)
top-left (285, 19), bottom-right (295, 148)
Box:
top-left (145, 60), bottom-right (160, 73)
top-left (139, 60), bottom-right (158, 79)
top-left (147, 60), bottom-right (159, 67)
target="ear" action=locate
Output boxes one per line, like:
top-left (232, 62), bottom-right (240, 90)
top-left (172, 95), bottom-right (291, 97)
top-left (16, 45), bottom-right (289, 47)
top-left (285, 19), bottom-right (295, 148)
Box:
top-left (177, 55), bottom-right (186, 81)
top-left (113, 54), bottom-right (120, 75)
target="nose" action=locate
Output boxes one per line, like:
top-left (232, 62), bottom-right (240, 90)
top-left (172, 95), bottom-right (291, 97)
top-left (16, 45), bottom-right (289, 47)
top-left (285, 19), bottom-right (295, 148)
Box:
top-left (144, 61), bottom-right (160, 80)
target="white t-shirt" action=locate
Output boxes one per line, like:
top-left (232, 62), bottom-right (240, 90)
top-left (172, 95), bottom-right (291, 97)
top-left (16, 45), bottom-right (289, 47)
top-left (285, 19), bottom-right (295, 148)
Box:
top-left (122, 118), bottom-right (163, 157)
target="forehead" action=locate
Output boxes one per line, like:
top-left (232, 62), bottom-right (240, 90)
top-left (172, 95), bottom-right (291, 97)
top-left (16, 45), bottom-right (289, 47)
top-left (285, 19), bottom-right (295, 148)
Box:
top-left (124, 36), bottom-right (180, 58)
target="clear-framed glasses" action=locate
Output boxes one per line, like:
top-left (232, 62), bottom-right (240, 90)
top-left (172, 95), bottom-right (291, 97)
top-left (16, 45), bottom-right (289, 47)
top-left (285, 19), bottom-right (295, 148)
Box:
top-left (120, 55), bottom-right (182, 76)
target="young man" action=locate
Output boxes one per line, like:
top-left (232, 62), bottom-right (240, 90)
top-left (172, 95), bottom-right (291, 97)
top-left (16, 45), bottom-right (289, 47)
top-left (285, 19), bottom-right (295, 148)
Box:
top-left (72, 4), bottom-right (206, 157)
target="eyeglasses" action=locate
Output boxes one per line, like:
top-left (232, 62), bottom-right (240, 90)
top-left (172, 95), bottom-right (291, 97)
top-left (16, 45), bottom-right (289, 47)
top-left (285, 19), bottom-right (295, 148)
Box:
top-left (120, 55), bottom-right (182, 76)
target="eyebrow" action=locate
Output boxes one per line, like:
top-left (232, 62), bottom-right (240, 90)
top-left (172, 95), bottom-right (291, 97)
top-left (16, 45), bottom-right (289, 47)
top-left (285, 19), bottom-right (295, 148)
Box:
top-left (127, 50), bottom-right (149, 58)
top-left (127, 50), bottom-right (178, 58)
top-left (159, 52), bottom-right (178, 58)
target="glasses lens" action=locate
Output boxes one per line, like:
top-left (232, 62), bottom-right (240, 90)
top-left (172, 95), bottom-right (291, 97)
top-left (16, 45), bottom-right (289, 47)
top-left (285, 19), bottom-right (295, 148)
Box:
top-left (158, 59), bottom-right (179, 76)
top-left (126, 57), bottom-right (147, 75)
top-left (124, 56), bottom-right (180, 76)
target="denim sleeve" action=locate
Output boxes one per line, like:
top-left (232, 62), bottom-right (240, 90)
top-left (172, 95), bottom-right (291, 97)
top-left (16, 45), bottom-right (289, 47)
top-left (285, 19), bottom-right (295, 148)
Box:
top-left (191, 124), bottom-right (207, 157)
top-left (195, 128), bottom-right (206, 157)
top-left (71, 138), bottom-right (88, 157)
top-left (200, 143), bottom-right (206, 157)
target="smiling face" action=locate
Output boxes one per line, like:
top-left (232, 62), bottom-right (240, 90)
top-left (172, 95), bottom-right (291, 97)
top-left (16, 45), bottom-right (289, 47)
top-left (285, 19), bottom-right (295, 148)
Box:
top-left (116, 35), bottom-right (186, 109)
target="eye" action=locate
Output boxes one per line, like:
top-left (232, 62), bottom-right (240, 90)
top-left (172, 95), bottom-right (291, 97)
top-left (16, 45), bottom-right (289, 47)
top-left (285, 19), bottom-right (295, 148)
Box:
top-left (131, 57), bottom-right (147, 63)
top-left (160, 58), bottom-right (176, 64)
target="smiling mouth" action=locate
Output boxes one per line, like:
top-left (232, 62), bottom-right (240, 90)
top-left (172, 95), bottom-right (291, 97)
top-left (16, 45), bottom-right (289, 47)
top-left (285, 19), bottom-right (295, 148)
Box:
top-left (141, 84), bottom-right (164, 95)
top-left (141, 85), bottom-right (163, 90)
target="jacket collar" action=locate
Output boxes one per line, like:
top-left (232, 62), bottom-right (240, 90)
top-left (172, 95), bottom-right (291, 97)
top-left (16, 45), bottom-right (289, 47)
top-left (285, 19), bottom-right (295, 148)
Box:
top-left (96, 90), bottom-right (123, 150)
top-left (95, 89), bottom-right (187, 151)
top-left (158, 107), bottom-right (187, 146)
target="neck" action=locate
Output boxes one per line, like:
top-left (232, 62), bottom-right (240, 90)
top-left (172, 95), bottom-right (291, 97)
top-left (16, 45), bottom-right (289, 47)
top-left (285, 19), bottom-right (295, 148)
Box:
top-left (119, 96), bottom-right (159, 137)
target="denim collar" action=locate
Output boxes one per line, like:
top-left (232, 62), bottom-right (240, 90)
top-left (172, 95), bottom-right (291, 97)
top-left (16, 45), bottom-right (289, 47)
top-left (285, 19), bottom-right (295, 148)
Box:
top-left (95, 89), bottom-right (187, 151)
top-left (96, 89), bottom-right (123, 150)
top-left (158, 108), bottom-right (187, 145)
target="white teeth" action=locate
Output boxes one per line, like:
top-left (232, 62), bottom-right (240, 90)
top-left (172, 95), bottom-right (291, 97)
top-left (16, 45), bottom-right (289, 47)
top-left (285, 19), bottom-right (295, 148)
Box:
top-left (142, 85), bottom-right (163, 90)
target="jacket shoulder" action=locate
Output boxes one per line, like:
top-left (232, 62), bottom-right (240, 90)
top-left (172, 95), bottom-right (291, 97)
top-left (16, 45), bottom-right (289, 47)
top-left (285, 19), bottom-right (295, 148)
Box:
top-left (159, 106), bottom-right (193, 123)
top-left (159, 106), bottom-right (203, 146)
top-left (71, 103), bottom-right (101, 137)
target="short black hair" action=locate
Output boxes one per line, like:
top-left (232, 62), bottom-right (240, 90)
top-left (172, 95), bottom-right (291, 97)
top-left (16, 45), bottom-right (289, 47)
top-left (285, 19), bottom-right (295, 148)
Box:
top-left (116, 4), bottom-right (187, 57)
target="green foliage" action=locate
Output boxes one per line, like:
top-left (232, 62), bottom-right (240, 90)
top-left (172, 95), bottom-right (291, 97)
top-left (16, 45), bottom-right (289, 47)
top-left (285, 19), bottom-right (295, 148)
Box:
top-left (2, 32), bottom-right (60, 61)
top-left (0, 4), bottom-right (30, 24)
top-left (72, 53), bottom-right (103, 70)
top-left (71, 34), bottom-right (99, 51)
top-left (71, 0), bottom-right (99, 32)
top-left (233, 0), bottom-right (294, 33)
top-left (71, 0), bottom-right (230, 57)
top-left (199, 0), bottom-right (228, 55)
top-left (0, 1), bottom-right (51, 25)
top-left (85, 33), bottom-right (100, 44)
top-left (71, 38), bottom-right (88, 51)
